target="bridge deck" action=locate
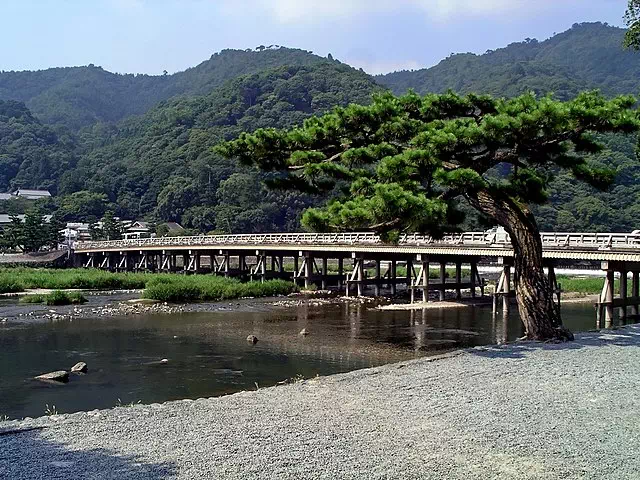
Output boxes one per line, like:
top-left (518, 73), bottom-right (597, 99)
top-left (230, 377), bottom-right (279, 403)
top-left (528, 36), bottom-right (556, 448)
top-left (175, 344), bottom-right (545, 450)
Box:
top-left (75, 231), bottom-right (640, 262)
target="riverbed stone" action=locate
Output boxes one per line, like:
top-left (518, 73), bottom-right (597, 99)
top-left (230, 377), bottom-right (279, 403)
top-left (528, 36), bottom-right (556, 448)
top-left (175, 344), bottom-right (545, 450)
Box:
top-left (246, 335), bottom-right (258, 344)
top-left (299, 328), bottom-right (309, 336)
top-left (71, 362), bottom-right (88, 373)
top-left (34, 371), bottom-right (69, 383)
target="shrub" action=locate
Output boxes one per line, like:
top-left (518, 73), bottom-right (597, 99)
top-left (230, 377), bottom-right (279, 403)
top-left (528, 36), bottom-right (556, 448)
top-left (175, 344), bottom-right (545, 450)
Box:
top-left (19, 294), bottom-right (46, 304)
top-left (142, 276), bottom-right (297, 303)
top-left (18, 291), bottom-right (87, 305)
top-left (44, 291), bottom-right (88, 306)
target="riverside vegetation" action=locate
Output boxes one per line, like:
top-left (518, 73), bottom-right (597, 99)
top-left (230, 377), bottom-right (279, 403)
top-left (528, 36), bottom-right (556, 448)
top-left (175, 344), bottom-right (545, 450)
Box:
top-left (0, 267), bottom-right (620, 302)
top-left (0, 268), bottom-right (297, 303)
top-left (19, 291), bottom-right (88, 306)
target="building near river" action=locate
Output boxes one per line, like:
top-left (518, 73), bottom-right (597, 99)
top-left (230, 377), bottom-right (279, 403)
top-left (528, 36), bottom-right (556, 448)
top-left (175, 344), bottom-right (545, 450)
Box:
top-left (11, 189), bottom-right (52, 200)
top-left (0, 214), bottom-right (52, 227)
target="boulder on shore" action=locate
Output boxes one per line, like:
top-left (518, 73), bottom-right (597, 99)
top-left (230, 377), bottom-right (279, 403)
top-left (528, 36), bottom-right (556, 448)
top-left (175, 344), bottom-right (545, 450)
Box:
top-left (246, 335), bottom-right (259, 345)
top-left (71, 362), bottom-right (88, 373)
top-left (35, 371), bottom-right (69, 383)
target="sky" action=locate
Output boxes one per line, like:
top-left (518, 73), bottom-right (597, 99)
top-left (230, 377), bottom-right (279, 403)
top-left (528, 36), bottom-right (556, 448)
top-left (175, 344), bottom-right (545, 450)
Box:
top-left (0, 0), bottom-right (627, 75)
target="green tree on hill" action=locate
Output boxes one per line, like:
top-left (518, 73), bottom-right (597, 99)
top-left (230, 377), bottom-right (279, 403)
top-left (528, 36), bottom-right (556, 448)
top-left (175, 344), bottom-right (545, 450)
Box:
top-left (625, 1), bottom-right (640, 49)
top-left (217, 91), bottom-right (640, 341)
top-left (101, 211), bottom-right (123, 241)
top-left (22, 209), bottom-right (48, 253)
top-left (1, 214), bottom-right (24, 251)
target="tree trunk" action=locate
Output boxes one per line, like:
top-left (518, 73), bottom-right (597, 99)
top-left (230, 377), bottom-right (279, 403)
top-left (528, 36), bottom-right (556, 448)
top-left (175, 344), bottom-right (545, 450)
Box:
top-left (466, 189), bottom-right (573, 342)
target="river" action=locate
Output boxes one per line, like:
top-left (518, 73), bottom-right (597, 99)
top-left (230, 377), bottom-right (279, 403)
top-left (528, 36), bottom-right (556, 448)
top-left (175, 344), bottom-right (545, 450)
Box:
top-left (0, 296), bottom-right (601, 419)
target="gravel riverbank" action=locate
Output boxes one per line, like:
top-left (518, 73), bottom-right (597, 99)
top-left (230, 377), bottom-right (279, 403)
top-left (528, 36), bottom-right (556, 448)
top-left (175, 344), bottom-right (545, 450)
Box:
top-left (2, 325), bottom-right (640, 479)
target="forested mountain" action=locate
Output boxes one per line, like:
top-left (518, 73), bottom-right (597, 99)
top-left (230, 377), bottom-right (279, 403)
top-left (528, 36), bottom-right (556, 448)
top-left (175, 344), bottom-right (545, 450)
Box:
top-left (0, 22), bottom-right (639, 233)
top-left (378, 23), bottom-right (639, 99)
top-left (0, 100), bottom-right (77, 193)
top-left (0, 47), bottom-right (328, 130)
top-left (67, 63), bottom-right (379, 231)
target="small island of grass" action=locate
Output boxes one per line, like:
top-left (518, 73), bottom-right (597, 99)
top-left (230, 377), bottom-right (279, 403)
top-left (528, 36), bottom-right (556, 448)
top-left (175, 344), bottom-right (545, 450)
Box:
top-left (19, 290), bottom-right (88, 306)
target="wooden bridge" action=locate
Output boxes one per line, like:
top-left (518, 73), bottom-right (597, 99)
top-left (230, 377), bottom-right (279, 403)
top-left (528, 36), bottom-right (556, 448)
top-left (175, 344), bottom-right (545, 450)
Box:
top-left (74, 231), bottom-right (640, 328)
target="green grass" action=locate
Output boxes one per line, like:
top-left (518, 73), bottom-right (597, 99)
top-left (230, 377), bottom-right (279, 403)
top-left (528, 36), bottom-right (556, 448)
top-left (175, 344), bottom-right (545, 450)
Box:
top-left (19, 290), bottom-right (88, 306)
top-left (0, 268), bottom-right (150, 294)
top-left (142, 276), bottom-right (297, 303)
top-left (0, 268), bottom-right (297, 303)
top-left (556, 276), bottom-right (605, 295)
top-left (555, 275), bottom-right (636, 296)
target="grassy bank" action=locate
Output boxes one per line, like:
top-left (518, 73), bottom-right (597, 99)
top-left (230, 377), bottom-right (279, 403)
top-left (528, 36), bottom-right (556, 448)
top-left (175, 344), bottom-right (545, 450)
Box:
top-left (20, 291), bottom-right (88, 306)
top-left (142, 276), bottom-right (296, 303)
top-left (0, 268), bottom-right (149, 293)
top-left (0, 268), bottom-right (297, 303)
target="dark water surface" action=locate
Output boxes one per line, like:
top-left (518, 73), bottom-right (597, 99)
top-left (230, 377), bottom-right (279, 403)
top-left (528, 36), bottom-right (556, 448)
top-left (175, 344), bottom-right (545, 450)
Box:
top-left (0, 299), bottom-right (598, 419)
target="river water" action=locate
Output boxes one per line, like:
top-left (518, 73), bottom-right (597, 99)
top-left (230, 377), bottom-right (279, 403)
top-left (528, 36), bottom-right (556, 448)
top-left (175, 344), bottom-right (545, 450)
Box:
top-left (0, 297), bottom-right (600, 419)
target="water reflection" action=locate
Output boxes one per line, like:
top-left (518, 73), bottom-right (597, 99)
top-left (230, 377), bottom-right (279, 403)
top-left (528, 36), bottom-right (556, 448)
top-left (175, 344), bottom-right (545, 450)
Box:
top-left (0, 299), bottom-right (596, 419)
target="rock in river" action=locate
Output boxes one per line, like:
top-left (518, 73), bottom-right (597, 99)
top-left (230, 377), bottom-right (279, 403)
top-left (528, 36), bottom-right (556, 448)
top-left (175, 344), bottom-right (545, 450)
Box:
top-left (246, 335), bottom-right (259, 345)
top-left (35, 371), bottom-right (69, 383)
top-left (71, 362), bottom-right (88, 373)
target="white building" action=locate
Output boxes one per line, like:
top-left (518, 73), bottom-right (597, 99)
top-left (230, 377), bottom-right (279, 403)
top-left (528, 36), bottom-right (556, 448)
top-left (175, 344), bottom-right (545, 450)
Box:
top-left (12, 189), bottom-right (52, 200)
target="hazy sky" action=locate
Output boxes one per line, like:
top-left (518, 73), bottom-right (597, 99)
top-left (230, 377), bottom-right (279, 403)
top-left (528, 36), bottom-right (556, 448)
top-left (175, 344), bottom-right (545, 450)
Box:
top-left (0, 0), bottom-right (627, 75)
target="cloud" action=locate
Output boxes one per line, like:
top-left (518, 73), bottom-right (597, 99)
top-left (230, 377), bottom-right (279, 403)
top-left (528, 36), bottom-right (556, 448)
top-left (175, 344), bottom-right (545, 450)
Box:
top-left (250, 0), bottom-right (549, 24)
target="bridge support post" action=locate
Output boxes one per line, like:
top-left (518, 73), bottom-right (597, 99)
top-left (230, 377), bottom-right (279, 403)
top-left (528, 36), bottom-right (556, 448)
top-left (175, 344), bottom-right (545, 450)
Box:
top-left (470, 260), bottom-right (478, 298)
top-left (492, 261), bottom-right (512, 315)
top-left (633, 272), bottom-right (639, 316)
top-left (322, 257), bottom-right (328, 290)
top-left (304, 253), bottom-right (313, 290)
top-left (439, 261), bottom-right (446, 301)
top-left (620, 269), bottom-right (628, 323)
top-left (223, 251), bottom-right (230, 277)
top-left (182, 253), bottom-right (189, 274)
top-left (337, 258), bottom-right (344, 290)
top-left (293, 256), bottom-right (300, 287)
top-left (346, 255), bottom-right (364, 297)
top-left (390, 260), bottom-right (397, 295)
top-left (455, 262), bottom-right (462, 299)
top-left (238, 254), bottom-right (246, 279)
top-left (420, 258), bottom-right (429, 303)
top-left (599, 268), bottom-right (615, 329)
top-left (374, 260), bottom-right (381, 297)
top-left (406, 259), bottom-right (413, 300)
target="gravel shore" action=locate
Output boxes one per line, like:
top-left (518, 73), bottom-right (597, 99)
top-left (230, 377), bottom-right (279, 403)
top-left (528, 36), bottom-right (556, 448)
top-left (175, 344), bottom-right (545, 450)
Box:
top-left (2, 325), bottom-right (640, 479)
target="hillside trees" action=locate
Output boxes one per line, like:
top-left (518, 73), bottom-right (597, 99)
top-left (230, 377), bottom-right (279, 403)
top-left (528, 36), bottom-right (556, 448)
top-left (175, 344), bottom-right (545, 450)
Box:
top-left (0, 100), bottom-right (78, 193)
top-left (218, 91), bottom-right (640, 341)
top-left (73, 63), bottom-right (379, 227)
top-left (625, 1), bottom-right (640, 49)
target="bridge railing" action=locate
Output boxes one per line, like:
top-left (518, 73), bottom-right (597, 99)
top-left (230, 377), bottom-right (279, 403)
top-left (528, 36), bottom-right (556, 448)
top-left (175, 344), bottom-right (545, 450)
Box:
top-left (74, 231), bottom-right (640, 252)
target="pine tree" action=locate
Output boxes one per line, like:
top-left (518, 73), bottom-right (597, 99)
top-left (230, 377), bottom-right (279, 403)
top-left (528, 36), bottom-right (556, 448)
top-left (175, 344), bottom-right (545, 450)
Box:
top-left (217, 91), bottom-right (640, 341)
top-left (1, 215), bottom-right (24, 251)
top-left (101, 211), bottom-right (123, 241)
top-left (625, 1), bottom-right (640, 49)
top-left (22, 209), bottom-right (47, 253)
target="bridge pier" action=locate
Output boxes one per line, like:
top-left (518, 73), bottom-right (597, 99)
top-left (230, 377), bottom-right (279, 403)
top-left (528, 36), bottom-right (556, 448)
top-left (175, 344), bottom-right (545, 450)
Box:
top-left (596, 262), bottom-right (640, 329)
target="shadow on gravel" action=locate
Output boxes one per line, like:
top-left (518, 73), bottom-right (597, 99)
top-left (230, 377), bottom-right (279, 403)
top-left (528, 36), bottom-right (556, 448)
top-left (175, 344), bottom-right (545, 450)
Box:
top-left (0, 429), bottom-right (177, 480)
top-left (469, 325), bottom-right (640, 360)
